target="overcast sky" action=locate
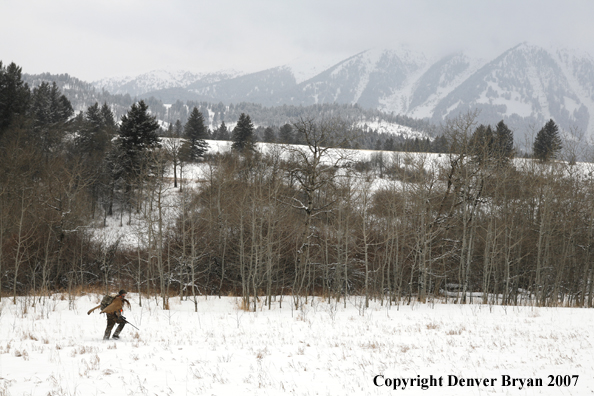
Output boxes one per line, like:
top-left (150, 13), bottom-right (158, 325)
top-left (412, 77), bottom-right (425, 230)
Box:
top-left (2, 0), bottom-right (593, 81)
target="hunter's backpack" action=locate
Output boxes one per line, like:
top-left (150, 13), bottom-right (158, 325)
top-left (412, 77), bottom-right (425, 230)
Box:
top-left (100, 295), bottom-right (115, 310)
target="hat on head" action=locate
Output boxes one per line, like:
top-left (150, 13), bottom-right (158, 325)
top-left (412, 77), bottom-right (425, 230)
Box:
top-left (119, 289), bottom-right (127, 295)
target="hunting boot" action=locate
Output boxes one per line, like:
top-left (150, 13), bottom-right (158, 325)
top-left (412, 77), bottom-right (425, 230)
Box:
top-left (112, 322), bottom-right (125, 339)
top-left (103, 328), bottom-right (111, 340)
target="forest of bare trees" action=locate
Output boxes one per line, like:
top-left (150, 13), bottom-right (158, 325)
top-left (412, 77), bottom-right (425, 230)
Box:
top-left (3, 61), bottom-right (594, 311)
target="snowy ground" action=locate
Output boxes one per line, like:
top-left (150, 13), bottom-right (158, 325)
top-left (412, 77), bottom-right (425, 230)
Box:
top-left (0, 295), bottom-right (592, 395)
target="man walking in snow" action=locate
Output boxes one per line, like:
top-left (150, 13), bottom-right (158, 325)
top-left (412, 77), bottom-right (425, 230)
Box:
top-left (90, 289), bottom-right (131, 340)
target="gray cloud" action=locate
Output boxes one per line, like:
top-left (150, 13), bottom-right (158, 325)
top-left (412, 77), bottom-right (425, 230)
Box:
top-left (2, 0), bottom-right (593, 81)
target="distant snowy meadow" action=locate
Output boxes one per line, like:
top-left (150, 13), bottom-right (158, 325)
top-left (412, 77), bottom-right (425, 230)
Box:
top-left (1, 295), bottom-right (592, 395)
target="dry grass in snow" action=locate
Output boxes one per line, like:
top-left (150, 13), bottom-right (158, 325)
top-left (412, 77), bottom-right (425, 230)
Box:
top-left (0, 295), bottom-right (592, 395)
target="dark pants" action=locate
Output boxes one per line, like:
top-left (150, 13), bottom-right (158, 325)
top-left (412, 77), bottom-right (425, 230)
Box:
top-left (104, 313), bottom-right (125, 340)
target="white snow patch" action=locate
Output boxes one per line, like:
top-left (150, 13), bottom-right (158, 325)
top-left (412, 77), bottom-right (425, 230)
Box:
top-left (564, 96), bottom-right (581, 114)
top-left (358, 119), bottom-right (430, 140)
top-left (1, 295), bottom-right (593, 395)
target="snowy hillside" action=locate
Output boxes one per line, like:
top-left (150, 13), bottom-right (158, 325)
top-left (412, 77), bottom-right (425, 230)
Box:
top-left (358, 119), bottom-right (428, 140)
top-left (93, 69), bottom-right (243, 96)
top-left (90, 139), bottom-right (434, 249)
top-left (403, 52), bottom-right (486, 119)
top-left (188, 66), bottom-right (295, 104)
top-left (90, 136), bottom-right (593, 253)
top-left (294, 48), bottom-right (428, 110)
top-left (430, 43), bottom-right (590, 139)
top-left (91, 43), bottom-right (594, 142)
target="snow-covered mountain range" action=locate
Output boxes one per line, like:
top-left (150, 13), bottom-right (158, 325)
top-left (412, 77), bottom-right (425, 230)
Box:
top-left (91, 43), bottom-right (594, 141)
top-left (94, 69), bottom-right (242, 97)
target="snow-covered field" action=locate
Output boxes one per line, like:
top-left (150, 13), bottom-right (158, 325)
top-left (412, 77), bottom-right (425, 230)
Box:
top-left (0, 294), bottom-right (592, 395)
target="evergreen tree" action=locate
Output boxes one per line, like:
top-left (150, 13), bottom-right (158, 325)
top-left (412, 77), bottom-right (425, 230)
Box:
top-left (374, 139), bottom-right (382, 151)
top-left (118, 100), bottom-right (161, 178)
top-left (214, 121), bottom-right (230, 140)
top-left (0, 62), bottom-right (30, 137)
top-left (533, 119), bottom-right (562, 162)
top-left (173, 120), bottom-right (183, 137)
top-left (30, 82), bottom-right (73, 127)
top-left (470, 124), bottom-right (494, 164)
top-left (29, 81), bottom-right (73, 155)
top-left (493, 120), bottom-right (514, 164)
top-left (75, 102), bottom-right (111, 156)
top-left (279, 123), bottom-right (294, 144)
top-left (263, 126), bottom-right (276, 142)
top-left (231, 113), bottom-right (255, 152)
top-left (73, 102), bottom-right (116, 216)
top-left (100, 102), bottom-right (117, 133)
top-left (182, 107), bottom-right (209, 161)
top-left (431, 135), bottom-right (449, 153)
top-left (102, 142), bottom-right (126, 216)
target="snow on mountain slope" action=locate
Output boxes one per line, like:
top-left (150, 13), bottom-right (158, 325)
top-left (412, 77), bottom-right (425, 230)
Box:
top-left (188, 66), bottom-right (296, 105)
top-left (554, 47), bottom-right (594, 100)
top-left (553, 47), bottom-right (594, 136)
top-left (403, 53), bottom-right (486, 119)
top-left (428, 43), bottom-right (589, 140)
top-left (358, 119), bottom-right (429, 140)
top-left (329, 49), bottom-right (386, 104)
top-left (93, 69), bottom-right (243, 96)
top-left (293, 48), bottom-right (428, 109)
top-left (92, 75), bottom-right (135, 93)
top-left (85, 43), bottom-right (594, 140)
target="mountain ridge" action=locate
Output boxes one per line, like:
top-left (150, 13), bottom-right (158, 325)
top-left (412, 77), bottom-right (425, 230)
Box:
top-left (88, 43), bottom-right (594, 142)
top-left (20, 43), bottom-right (594, 146)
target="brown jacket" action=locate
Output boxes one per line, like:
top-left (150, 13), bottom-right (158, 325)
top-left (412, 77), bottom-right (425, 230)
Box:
top-left (100, 295), bottom-right (126, 315)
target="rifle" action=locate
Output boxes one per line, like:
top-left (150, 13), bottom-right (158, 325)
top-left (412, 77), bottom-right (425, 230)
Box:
top-left (119, 316), bottom-right (140, 331)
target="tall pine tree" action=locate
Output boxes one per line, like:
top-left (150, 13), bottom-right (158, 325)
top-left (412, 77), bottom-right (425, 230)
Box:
top-left (182, 107), bottom-right (209, 161)
top-left (470, 124), bottom-right (494, 165)
top-left (533, 119), bottom-right (562, 162)
top-left (74, 102), bottom-right (117, 216)
top-left (75, 102), bottom-right (110, 156)
top-left (279, 123), bottom-right (294, 144)
top-left (118, 100), bottom-right (161, 178)
top-left (30, 82), bottom-right (73, 127)
top-left (263, 126), bottom-right (276, 142)
top-left (100, 102), bottom-right (117, 133)
top-left (214, 121), bottom-right (229, 140)
top-left (173, 120), bottom-right (183, 137)
top-left (29, 81), bottom-right (73, 155)
top-left (0, 62), bottom-right (30, 138)
top-left (231, 113), bottom-right (255, 152)
top-left (493, 120), bottom-right (514, 163)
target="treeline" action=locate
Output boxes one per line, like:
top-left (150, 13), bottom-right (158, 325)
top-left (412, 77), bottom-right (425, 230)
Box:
top-left (3, 61), bottom-right (594, 311)
top-left (22, 72), bottom-right (436, 147)
top-left (160, 100), bottom-right (435, 135)
top-left (23, 72), bottom-right (135, 122)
